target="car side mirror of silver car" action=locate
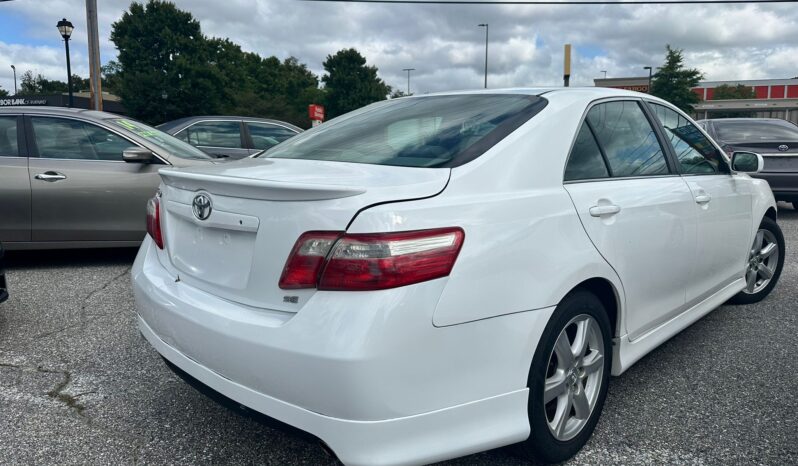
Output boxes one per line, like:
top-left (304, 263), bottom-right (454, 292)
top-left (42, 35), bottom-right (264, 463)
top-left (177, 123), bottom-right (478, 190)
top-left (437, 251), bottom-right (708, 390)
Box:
top-left (731, 151), bottom-right (764, 173)
top-left (123, 147), bottom-right (155, 163)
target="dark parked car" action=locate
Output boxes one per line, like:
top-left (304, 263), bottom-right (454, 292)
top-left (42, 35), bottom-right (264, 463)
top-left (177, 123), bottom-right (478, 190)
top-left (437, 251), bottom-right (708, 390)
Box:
top-left (158, 116), bottom-right (301, 159)
top-left (0, 107), bottom-right (215, 250)
top-left (698, 118), bottom-right (798, 209)
top-left (0, 242), bottom-right (7, 303)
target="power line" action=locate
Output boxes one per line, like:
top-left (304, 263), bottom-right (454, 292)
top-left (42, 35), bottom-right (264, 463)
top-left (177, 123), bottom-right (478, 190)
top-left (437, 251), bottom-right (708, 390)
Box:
top-left (303, 0), bottom-right (798, 4)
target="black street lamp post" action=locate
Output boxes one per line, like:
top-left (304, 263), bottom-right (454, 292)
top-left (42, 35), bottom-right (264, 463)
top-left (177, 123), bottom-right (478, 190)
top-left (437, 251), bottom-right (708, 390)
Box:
top-left (644, 66), bottom-right (653, 93)
top-left (478, 23), bottom-right (488, 88)
top-left (57, 18), bottom-right (75, 107)
top-left (10, 65), bottom-right (16, 95)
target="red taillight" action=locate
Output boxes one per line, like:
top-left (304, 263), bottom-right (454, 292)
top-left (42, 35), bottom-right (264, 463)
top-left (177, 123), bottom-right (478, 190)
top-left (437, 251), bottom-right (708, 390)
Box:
top-left (278, 232), bottom-right (342, 289)
top-left (146, 195), bottom-right (164, 249)
top-left (279, 228), bottom-right (465, 291)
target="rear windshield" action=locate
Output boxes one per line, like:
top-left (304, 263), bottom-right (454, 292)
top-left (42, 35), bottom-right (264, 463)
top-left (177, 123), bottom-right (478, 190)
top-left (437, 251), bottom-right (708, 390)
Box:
top-left (260, 94), bottom-right (547, 168)
top-left (715, 120), bottom-right (798, 142)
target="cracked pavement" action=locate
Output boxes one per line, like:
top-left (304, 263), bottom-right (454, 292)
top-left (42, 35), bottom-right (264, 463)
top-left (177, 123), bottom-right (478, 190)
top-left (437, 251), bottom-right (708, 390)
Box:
top-left (1, 204), bottom-right (796, 465)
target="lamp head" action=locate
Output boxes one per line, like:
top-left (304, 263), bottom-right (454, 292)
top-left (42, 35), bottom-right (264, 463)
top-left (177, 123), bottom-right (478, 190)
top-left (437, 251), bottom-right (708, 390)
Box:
top-left (57, 18), bottom-right (74, 40)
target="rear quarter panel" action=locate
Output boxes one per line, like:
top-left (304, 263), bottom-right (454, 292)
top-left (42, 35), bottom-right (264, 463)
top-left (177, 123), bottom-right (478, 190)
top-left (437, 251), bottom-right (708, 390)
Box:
top-left (348, 92), bottom-right (625, 328)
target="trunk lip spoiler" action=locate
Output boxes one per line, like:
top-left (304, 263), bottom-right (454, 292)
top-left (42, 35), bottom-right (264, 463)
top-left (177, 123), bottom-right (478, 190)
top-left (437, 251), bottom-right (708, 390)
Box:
top-left (158, 168), bottom-right (367, 201)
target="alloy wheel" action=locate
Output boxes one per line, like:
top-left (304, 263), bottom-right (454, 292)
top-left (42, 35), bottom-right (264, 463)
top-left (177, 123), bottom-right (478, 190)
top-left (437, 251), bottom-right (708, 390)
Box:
top-left (743, 228), bottom-right (779, 295)
top-left (543, 314), bottom-right (605, 442)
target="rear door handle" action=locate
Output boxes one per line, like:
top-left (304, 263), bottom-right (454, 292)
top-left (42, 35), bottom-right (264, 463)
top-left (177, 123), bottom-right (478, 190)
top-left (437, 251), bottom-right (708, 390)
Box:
top-left (589, 204), bottom-right (621, 217)
top-left (34, 171), bottom-right (67, 182)
top-left (694, 193), bottom-right (712, 204)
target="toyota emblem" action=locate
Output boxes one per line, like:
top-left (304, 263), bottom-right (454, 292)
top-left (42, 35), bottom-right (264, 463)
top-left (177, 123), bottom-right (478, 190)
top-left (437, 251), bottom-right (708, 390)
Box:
top-left (192, 193), bottom-right (212, 220)
top-left (778, 144), bottom-right (789, 152)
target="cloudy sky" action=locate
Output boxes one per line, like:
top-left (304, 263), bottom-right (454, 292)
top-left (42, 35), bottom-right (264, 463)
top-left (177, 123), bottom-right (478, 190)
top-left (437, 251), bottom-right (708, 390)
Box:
top-left (1, 0), bottom-right (797, 96)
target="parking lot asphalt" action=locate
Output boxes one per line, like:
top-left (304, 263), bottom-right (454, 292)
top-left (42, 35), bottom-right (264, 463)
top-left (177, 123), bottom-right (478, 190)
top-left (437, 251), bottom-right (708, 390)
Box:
top-left (1, 204), bottom-right (796, 466)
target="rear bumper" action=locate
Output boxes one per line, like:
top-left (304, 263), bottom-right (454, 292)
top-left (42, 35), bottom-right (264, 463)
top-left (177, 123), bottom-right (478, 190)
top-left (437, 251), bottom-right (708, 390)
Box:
top-left (132, 238), bottom-right (551, 465)
top-left (753, 172), bottom-right (798, 201)
top-left (140, 315), bottom-right (528, 466)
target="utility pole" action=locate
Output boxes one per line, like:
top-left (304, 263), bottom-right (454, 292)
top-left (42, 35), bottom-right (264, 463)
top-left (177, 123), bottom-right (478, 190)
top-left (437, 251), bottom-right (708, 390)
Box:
top-left (86, 0), bottom-right (103, 110)
top-left (563, 44), bottom-right (571, 87)
top-left (402, 68), bottom-right (415, 95)
top-left (478, 24), bottom-right (488, 88)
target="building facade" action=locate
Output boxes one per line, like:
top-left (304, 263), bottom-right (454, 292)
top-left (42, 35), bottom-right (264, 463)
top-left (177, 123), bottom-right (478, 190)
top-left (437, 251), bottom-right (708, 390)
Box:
top-left (594, 77), bottom-right (798, 124)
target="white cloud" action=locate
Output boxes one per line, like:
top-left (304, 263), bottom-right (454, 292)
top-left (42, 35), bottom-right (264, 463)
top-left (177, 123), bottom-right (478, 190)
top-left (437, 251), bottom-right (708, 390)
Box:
top-left (1, 0), bottom-right (797, 95)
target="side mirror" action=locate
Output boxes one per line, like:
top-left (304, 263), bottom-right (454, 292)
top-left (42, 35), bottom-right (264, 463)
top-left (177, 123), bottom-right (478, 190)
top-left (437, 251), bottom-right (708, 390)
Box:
top-left (123, 147), bottom-right (155, 163)
top-left (731, 151), bottom-right (764, 173)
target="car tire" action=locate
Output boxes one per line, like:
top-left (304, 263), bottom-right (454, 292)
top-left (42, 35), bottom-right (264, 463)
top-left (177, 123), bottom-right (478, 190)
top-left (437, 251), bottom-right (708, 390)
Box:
top-left (515, 289), bottom-right (612, 464)
top-left (729, 216), bottom-right (785, 305)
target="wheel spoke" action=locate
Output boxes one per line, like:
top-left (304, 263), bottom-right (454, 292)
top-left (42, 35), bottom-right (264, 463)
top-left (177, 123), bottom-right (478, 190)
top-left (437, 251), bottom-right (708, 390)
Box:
top-left (754, 230), bottom-right (764, 251)
top-left (544, 371), bottom-right (568, 404)
top-left (552, 391), bottom-right (572, 437)
top-left (757, 263), bottom-right (774, 280)
top-left (746, 268), bottom-right (757, 292)
top-left (760, 242), bottom-right (776, 259)
top-left (581, 350), bottom-right (604, 375)
top-left (572, 388), bottom-right (590, 420)
top-left (571, 319), bottom-right (589, 359)
top-left (554, 332), bottom-right (575, 368)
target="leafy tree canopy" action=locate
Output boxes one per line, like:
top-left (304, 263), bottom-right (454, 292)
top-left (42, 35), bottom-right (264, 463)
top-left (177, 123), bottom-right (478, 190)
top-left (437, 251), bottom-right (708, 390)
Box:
top-left (713, 84), bottom-right (755, 100)
top-left (18, 70), bottom-right (90, 95)
top-left (650, 45), bottom-right (704, 112)
top-left (0, 86), bottom-right (8, 98)
top-left (322, 48), bottom-right (391, 119)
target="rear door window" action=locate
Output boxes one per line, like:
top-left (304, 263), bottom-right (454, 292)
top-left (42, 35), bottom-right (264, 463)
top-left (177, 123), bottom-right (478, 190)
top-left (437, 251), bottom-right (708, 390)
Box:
top-left (262, 94), bottom-right (548, 168)
top-left (564, 122), bottom-right (610, 181)
top-left (0, 116), bottom-right (18, 157)
top-left (586, 101), bottom-right (670, 177)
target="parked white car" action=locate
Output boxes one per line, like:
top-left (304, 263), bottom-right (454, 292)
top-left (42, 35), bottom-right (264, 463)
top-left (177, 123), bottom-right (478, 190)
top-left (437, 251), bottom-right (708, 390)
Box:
top-left (132, 88), bottom-right (784, 466)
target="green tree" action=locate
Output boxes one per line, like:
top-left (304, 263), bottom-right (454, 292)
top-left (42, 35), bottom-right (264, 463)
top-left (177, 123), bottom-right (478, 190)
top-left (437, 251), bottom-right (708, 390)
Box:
top-left (101, 60), bottom-right (123, 94)
top-left (390, 89), bottom-right (410, 98)
top-left (321, 48), bottom-right (391, 118)
top-left (650, 45), bottom-right (704, 112)
top-left (110, 0), bottom-right (225, 123)
top-left (18, 70), bottom-right (89, 95)
top-left (713, 84), bottom-right (755, 100)
top-left (0, 86), bottom-right (8, 97)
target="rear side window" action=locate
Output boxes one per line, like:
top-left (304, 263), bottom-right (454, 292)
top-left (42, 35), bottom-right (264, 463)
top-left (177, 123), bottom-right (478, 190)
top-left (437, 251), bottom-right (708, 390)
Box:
top-left (262, 94), bottom-right (548, 168)
top-left (649, 103), bottom-right (729, 175)
top-left (179, 121), bottom-right (242, 148)
top-left (0, 116), bottom-right (18, 157)
top-left (587, 101), bottom-right (669, 177)
top-left (247, 122), bottom-right (297, 150)
top-left (564, 123), bottom-right (609, 181)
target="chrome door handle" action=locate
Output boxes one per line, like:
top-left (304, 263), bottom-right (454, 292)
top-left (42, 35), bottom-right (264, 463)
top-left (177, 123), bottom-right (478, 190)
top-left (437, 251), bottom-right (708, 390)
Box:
top-left (589, 204), bottom-right (621, 217)
top-left (34, 171), bottom-right (67, 182)
top-left (694, 193), bottom-right (712, 204)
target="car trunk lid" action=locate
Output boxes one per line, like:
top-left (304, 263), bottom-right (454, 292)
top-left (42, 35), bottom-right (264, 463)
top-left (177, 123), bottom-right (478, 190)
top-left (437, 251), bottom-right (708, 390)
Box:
top-left (156, 158), bottom-right (450, 311)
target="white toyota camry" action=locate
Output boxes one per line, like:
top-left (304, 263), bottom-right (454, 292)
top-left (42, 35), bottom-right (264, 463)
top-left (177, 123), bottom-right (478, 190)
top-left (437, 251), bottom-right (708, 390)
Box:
top-left (132, 88), bottom-right (784, 465)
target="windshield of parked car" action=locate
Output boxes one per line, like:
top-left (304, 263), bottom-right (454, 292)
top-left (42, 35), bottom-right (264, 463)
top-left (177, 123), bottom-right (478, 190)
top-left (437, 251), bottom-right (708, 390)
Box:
top-left (110, 118), bottom-right (214, 160)
top-left (259, 94), bottom-right (547, 168)
top-left (715, 120), bottom-right (798, 142)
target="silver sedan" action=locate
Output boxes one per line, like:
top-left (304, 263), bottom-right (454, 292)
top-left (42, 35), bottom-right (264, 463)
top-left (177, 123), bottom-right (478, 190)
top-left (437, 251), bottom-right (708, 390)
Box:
top-left (0, 107), bottom-right (216, 250)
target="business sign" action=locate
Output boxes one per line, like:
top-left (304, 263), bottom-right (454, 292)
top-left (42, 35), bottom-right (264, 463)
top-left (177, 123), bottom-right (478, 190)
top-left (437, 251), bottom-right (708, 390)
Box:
top-left (308, 104), bottom-right (325, 121)
top-left (0, 97), bottom-right (48, 106)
